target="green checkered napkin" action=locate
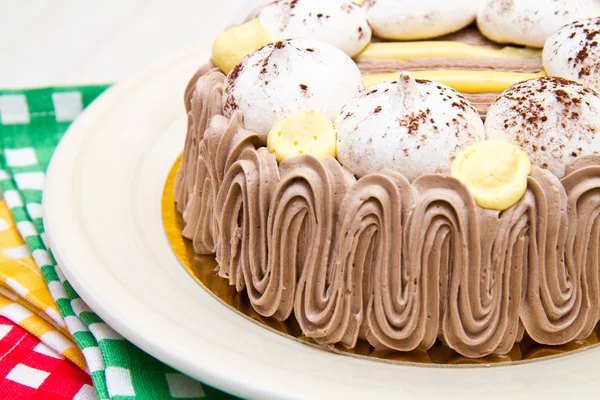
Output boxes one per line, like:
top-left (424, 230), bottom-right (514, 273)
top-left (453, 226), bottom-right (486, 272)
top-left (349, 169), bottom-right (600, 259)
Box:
top-left (0, 87), bottom-right (239, 400)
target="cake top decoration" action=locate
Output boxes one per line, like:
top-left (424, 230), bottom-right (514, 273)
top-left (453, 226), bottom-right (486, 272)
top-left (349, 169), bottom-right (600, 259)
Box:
top-left (211, 0), bottom-right (371, 74)
top-left (267, 110), bottom-right (337, 162)
top-left (335, 72), bottom-right (485, 180)
top-left (451, 140), bottom-right (532, 211)
top-left (222, 39), bottom-right (364, 140)
top-left (258, 0), bottom-right (372, 57)
top-left (212, 18), bottom-right (273, 74)
top-left (543, 17), bottom-right (600, 93)
top-left (477, 0), bottom-right (600, 48)
top-left (485, 76), bottom-right (600, 177)
top-left (364, 0), bottom-right (478, 40)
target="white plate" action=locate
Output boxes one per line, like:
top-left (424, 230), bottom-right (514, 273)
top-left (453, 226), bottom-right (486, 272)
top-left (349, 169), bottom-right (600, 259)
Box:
top-left (44, 35), bottom-right (600, 400)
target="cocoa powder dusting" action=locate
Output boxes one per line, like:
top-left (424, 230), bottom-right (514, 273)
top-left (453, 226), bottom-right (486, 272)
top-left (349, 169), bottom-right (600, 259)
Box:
top-left (398, 110), bottom-right (428, 137)
top-left (493, 0), bottom-right (514, 14)
top-left (565, 19), bottom-right (600, 78)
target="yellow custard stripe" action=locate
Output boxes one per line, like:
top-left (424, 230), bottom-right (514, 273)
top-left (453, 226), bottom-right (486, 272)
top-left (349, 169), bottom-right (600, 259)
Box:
top-left (364, 70), bottom-right (547, 93)
top-left (356, 41), bottom-right (542, 61)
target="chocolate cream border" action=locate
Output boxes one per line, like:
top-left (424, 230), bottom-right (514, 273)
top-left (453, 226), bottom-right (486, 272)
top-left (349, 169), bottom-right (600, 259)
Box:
top-left (174, 64), bottom-right (600, 358)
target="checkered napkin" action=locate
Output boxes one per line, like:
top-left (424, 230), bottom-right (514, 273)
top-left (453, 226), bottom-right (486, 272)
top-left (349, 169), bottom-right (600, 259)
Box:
top-left (0, 88), bottom-right (238, 400)
top-left (0, 199), bottom-right (86, 370)
top-left (0, 315), bottom-right (95, 399)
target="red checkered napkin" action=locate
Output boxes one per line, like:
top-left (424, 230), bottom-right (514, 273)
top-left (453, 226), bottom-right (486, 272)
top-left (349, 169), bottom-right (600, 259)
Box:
top-left (0, 316), bottom-right (95, 399)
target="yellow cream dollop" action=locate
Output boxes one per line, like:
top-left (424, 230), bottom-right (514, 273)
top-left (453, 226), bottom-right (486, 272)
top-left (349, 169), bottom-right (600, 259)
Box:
top-left (212, 18), bottom-right (273, 74)
top-left (267, 110), bottom-right (336, 162)
top-left (451, 140), bottom-right (532, 211)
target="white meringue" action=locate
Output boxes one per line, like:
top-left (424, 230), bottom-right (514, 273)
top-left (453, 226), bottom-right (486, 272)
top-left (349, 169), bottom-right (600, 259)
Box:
top-left (364, 0), bottom-right (478, 40)
top-left (477, 0), bottom-right (600, 48)
top-left (543, 17), bottom-right (600, 93)
top-left (223, 39), bottom-right (364, 139)
top-left (485, 77), bottom-right (600, 177)
top-left (335, 72), bottom-right (485, 180)
top-left (258, 0), bottom-right (371, 57)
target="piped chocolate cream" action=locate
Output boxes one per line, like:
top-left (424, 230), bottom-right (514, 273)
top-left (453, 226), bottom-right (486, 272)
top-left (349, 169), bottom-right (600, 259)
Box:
top-left (175, 68), bottom-right (600, 357)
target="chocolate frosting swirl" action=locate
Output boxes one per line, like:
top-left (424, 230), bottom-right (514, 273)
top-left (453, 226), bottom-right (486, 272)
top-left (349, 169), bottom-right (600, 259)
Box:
top-left (175, 70), bottom-right (600, 358)
top-left (175, 65), bottom-right (225, 215)
top-left (216, 142), bottom-right (283, 315)
top-left (409, 175), bottom-right (526, 356)
top-left (562, 164), bottom-right (600, 339)
top-left (285, 156), bottom-right (356, 339)
top-left (342, 172), bottom-right (422, 350)
top-left (520, 159), bottom-right (600, 344)
top-left (187, 113), bottom-right (260, 255)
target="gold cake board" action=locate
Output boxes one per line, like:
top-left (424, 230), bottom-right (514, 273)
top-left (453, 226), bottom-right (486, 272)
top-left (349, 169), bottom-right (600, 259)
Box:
top-left (162, 157), bottom-right (600, 366)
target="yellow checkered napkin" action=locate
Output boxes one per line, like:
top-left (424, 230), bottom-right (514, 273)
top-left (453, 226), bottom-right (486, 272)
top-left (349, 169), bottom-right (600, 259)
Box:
top-left (0, 200), bottom-right (87, 371)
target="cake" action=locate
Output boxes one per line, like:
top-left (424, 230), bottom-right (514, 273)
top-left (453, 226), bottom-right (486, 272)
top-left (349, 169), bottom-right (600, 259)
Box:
top-left (174, 0), bottom-right (600, 358)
